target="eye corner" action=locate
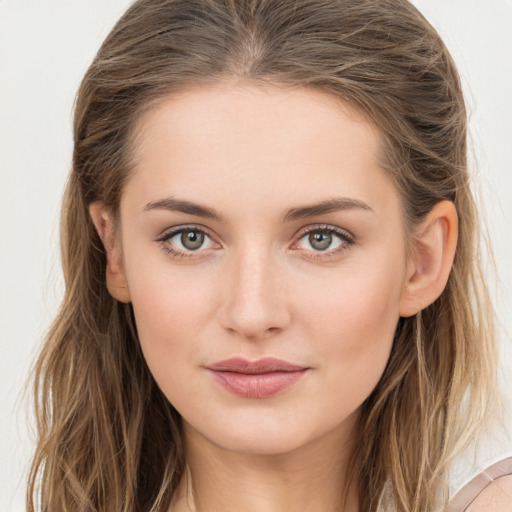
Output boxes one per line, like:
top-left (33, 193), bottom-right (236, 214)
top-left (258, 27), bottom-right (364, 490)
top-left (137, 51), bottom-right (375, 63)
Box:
top-left (290, 224), bottom-right (356, 260)
top-left (155, 224), bottom-right (222, 259)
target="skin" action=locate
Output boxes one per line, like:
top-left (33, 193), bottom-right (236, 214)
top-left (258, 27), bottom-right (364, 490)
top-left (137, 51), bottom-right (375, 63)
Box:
top-left (90, 82), bottom-right (458, 511)
top-left (466, 475), bottom-right (512, 512)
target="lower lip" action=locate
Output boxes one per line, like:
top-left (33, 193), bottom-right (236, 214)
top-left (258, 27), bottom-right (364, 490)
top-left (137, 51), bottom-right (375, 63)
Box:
top-left (208, 369), bottom-right (308, 398)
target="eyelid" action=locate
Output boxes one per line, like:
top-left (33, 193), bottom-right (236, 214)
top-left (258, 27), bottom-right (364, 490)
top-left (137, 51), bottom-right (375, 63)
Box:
top-left (156, 224), bottom-right (222, 257)
top-left (290, 224), bottom-right (355, 258)
top-left (155, 223), bottom-right (355, 260)
top-left (293, 224), bottom-right (355, 244)
top-left (156, 223), bottom-right (216, 241)
top-left (295, 224), bottom-right (355, 242)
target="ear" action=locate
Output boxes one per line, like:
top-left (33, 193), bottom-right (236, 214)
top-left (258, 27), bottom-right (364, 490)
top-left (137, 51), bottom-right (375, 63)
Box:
top-left (89, 201), bottom-right (131, 303)
top-left (399, 200), bottom-right (458, 317)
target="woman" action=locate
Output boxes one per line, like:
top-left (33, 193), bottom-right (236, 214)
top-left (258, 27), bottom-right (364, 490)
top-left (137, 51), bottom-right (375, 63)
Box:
top-left (27, 0), bottom-right (512, 510)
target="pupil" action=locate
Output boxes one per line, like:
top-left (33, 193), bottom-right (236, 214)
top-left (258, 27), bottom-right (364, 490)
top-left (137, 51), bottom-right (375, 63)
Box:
top-left (181, 230), bottom-right (204, 250)
top-left (309, 231), bottom-right (332, 251)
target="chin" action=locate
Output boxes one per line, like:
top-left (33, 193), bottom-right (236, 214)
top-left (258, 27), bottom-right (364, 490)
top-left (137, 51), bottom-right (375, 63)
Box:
top-left (186, 412), bottom-right (342, 458)
top-left (211, 431), bottom-right (309, 456)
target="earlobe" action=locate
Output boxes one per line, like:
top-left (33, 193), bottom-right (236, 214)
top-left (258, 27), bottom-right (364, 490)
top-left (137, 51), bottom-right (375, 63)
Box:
top-left (89, 201), bottom-right (131, 304)
top-left (399, 201), bottom-right (458, 317)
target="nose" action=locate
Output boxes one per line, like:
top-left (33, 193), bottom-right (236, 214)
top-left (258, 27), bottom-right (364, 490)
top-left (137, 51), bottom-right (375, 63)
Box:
top-left (219, 245), bottom-right (291, 340)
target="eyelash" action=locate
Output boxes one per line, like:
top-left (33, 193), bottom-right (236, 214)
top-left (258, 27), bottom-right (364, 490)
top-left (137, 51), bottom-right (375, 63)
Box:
top-left (156, 225), bottom-right (218, 259)
top-left (156, 224), bottom-right (355, 261)
top-left (292, 225), bottom-right (355, 260)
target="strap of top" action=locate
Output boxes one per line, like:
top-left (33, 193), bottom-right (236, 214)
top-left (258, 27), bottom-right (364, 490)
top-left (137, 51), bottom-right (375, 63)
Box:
top-left (447, 457), bottom-right (512, 511)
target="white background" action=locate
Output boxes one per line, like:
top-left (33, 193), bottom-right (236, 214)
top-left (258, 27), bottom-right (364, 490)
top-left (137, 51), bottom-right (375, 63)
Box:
top-left (1, 1), bottom-right (511, 510)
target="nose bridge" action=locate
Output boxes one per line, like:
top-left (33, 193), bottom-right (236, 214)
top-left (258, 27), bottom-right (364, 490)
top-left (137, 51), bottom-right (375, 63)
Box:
top-left (221, 241), bottom-right (289, 339)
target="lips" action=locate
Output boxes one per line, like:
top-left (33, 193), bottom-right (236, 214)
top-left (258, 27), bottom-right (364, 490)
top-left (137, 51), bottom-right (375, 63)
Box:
top-left (206, 357), bottom-right (309, 398)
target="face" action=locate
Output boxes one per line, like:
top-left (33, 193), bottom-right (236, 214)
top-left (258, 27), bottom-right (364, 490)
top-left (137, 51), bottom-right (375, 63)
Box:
top-left (115, 83), bottom-right (410, 455)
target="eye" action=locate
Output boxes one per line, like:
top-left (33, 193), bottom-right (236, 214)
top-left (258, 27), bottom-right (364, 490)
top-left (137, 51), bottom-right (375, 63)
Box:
top-left (157, 226), bottom-right (218, 257)
top-left (292, 226), bottom-right (354, 257)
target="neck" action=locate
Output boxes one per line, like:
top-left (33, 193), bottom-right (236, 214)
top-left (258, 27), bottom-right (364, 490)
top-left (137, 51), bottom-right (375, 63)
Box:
top-left (170, 415), bottom-right (360, 512)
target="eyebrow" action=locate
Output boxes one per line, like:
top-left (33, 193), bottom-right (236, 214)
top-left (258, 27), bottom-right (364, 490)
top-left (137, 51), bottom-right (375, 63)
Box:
top-left (143, 196), bottom-right (373, 222)
top-left (144, 197), bottom-right (225, 221)
top-left (282, 197), bottom-right (373, 222)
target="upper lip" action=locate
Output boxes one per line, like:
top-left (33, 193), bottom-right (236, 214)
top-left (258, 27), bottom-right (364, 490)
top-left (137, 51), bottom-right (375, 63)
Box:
top-left (207, 357), bottom-right (308, 374)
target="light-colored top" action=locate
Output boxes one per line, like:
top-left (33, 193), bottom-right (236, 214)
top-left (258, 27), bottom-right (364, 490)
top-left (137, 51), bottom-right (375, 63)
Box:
top-left (170, 458), bottom-right (512, 511)
top-left (447, 457), bottom-right (512, 511)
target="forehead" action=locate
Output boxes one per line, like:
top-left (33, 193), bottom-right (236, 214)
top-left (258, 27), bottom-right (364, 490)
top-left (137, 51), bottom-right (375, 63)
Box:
top-left (132, 82), bottom-right (380, 164)
top-left (125, 82), bottom-right (399, 220)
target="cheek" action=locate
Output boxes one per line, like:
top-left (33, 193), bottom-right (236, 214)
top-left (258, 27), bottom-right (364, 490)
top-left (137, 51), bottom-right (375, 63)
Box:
top-left (303, 256), bottom-right (403, 343)
top-left (301, 261), bottom-right (403, 408)
top-left (124, 259), bottom-right (218, 383)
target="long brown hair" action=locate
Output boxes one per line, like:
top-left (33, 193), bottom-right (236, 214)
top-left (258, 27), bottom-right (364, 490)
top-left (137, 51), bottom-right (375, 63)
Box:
top-left (27, 1), bottom-right (497, 510)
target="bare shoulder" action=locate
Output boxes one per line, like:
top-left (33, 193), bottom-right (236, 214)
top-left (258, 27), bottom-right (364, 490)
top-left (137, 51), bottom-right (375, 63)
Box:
top-left (466, 474), bottom-right (512, 511)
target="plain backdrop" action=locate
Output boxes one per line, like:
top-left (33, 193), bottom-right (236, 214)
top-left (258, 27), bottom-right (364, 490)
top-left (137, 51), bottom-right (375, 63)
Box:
top-left (1, 1), bottom-right (511, 510)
